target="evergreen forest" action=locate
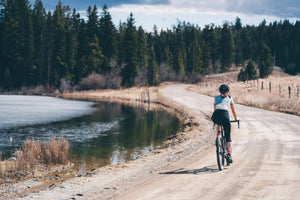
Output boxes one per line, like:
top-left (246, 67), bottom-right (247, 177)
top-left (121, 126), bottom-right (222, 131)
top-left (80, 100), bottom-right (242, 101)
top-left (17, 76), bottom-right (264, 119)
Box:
top-left (0, 0), bottom-right (299, 90)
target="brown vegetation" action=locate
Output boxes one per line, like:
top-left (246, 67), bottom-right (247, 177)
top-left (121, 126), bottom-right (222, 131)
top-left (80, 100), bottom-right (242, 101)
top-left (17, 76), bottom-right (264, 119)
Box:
top-left (0, 137), bottom-right (70, 184)
top-left (63, 86), bottom-right (160, 104)
top-left (189, 71), bottom-right (300, 116)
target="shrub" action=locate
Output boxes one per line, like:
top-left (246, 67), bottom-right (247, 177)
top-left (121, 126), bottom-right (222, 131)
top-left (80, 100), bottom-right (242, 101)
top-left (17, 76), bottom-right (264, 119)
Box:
top-left (43, 137), bottom-right (69, 165)
top-left (18, 138), bottom-right (42, 170)
top-left (135, 66), bottom-right (147, 87)
top-left (258, 44), bottom-right (273, 78)
top-left (80, 73), bottom-right (105, 90)
top-left (184, 72), bottom-right (203, 84)
top-left (0, 137), bottom-right (70, 182)
top-left (238, 60), bottom-right (257, 81)
top-left (60, 78), bottom-right (72, 93)
top-left (104, 72), bottom-right (122, 89)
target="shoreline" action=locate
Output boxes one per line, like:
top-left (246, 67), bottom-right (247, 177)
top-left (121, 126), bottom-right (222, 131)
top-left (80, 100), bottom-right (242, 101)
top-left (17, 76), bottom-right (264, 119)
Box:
top-left (2, 84), bottom-right (210, 199)
top-left (9, 77), bottom-right (299, 198)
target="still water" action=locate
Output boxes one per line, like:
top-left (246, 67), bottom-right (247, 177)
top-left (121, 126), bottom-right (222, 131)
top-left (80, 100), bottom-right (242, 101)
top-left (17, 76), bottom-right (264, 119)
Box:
top-left (0, 95), bottom-right (180, 167)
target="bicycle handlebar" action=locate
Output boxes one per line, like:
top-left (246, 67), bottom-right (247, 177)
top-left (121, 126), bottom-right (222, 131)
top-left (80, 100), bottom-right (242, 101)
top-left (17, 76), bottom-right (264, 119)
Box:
top-left (213, 120), bottom-right (241, 129)
top-left (230, 120), bottom-right (240, 129)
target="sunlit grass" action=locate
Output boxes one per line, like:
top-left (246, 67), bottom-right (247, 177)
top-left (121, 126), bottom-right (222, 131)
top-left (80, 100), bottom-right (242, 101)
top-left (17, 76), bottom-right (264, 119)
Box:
top-left (0, 137), bottom-right (70, 183)
top-left (190, 71), bottom-right (300, 116)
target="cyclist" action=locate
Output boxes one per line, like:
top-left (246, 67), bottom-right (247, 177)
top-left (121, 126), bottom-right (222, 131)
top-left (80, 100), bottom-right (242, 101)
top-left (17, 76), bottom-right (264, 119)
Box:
top-left (211, 84), bottom-right (239, 163)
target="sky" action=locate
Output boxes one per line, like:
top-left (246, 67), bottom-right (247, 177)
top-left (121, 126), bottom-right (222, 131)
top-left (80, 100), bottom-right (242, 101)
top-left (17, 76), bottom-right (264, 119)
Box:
top-left (31, 0), bottom-right (300, 31)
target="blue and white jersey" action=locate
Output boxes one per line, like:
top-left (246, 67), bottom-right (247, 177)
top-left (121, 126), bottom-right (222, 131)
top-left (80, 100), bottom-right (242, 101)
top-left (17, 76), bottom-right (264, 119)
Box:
top-left (214, 95), bottom-right (233, 111)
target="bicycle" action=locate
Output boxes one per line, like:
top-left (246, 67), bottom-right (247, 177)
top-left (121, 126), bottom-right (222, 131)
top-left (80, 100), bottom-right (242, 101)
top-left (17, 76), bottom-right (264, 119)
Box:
top-left (213, 120), bottom-right (240, 170)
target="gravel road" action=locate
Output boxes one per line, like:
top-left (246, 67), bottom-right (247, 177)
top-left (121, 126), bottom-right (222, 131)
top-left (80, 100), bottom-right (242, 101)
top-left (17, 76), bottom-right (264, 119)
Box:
top-left (22, 84), bottom-right (300, 200)
top-left (115, 84), bottom-right (300, 200)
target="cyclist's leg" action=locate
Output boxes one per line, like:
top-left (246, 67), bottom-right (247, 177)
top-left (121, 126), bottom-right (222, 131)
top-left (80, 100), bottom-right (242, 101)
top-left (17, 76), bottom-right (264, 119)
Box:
top-left (222, 112), bottom-right (232, 154)
top-left (216, 125), bottom-right (221, 135)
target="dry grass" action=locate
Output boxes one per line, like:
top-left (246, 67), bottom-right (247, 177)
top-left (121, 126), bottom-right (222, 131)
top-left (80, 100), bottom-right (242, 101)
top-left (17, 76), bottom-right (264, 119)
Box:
top-left (0, 137), bottom-right (70, 184)
top-left (43, 137), bottom-right (69, 165)
top-left (63, 86), bottom-right (160, 103)
top-left (189, 71), bottom-right (300, 116)
top-left (63, 85), bottom-right (187, 124)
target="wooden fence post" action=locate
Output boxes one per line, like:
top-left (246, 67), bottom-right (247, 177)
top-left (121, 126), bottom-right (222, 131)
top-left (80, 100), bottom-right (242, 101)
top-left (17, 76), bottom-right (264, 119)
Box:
top-left (279, 84), bottom-right (281, 94)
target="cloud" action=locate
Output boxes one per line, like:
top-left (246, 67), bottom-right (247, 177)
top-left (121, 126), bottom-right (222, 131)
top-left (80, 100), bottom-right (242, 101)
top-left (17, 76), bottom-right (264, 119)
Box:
top-left (169, 0), bottom-right (300, 18)
top-left (109, 0), bottom-right (299, 19)
top-left (29, 0), bottom-right (170, 11)
top-left (107, 0), bottom-right (299, 32)
top-left (34, 0), bottom-right (300, 18)
top-left (225, 0), bottom-right (300, 18)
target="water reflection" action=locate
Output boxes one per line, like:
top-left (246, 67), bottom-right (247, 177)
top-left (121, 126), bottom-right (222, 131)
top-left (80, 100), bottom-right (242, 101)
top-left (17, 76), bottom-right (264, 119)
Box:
top-left (71, 102), bottom-right (181, 167)
top-left (1, 102), bottom-right (180, 168)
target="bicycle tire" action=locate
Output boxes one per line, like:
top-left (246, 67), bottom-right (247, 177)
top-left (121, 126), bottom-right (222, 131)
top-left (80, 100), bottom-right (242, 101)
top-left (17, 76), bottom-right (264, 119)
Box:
top-left (216, 135), bottom-right (225, 170)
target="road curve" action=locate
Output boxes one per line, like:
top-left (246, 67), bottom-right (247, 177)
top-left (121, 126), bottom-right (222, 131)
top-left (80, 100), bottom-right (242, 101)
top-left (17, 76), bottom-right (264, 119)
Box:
top-left (116, 84), bottom-right (300, 200)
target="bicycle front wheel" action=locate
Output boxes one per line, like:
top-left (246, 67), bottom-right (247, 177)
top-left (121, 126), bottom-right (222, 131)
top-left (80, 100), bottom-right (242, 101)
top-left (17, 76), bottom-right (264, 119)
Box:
top-left (216, 135), bottom-right (225, 170)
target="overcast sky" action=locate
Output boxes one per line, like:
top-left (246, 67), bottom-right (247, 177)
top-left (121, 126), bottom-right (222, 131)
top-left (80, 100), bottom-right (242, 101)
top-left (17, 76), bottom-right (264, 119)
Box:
top-left (34, 0), bottom-right (299, 31)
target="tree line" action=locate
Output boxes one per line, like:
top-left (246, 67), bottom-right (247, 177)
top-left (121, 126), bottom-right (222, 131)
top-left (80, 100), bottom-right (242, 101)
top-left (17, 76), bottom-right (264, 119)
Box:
top-left (0, 0), bottom-right (299, 90)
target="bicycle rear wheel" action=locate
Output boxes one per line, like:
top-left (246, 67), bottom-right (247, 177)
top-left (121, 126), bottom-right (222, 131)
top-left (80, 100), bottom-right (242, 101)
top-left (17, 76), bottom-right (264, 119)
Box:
top-left (216, 135), bottom-right (225, 170)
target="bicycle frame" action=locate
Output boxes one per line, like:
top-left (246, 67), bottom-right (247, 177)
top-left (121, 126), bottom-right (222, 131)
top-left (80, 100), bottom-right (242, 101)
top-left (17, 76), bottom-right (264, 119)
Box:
top-left (213, 120), bottom-right (240, 170)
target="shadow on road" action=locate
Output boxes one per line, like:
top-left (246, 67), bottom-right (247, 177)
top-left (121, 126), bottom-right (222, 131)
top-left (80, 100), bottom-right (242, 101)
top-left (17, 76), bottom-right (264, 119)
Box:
top-left (160, 165), bottom-right (221, 175)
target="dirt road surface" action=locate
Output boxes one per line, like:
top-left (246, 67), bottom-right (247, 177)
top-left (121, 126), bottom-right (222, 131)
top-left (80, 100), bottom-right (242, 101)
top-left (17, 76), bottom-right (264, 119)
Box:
top-left (116, 84), bottom-right (300, 200)
top-left (23, 84), bottom-right (300, 200)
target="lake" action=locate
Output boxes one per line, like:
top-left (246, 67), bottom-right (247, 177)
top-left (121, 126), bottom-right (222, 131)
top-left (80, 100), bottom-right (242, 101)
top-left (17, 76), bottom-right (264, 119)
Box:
top-left (0, 95), bottom-right (180, 168)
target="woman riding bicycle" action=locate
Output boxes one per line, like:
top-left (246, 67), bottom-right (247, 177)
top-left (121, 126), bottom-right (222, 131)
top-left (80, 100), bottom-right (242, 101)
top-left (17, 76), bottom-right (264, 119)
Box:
top-left (211, 84), bottom-right (239, 163)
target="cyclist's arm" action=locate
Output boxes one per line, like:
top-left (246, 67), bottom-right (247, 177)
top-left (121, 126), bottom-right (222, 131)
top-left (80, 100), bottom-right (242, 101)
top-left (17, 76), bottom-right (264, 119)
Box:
top-left (230, 104), bottom-right (238, 121)
top-left (214, 97), bottom-right (216, 110)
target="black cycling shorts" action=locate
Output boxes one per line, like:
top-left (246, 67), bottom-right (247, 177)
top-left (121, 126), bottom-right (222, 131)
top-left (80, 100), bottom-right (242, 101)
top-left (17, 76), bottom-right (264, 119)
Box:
top-left (211, 109), bottom-right (231, 142)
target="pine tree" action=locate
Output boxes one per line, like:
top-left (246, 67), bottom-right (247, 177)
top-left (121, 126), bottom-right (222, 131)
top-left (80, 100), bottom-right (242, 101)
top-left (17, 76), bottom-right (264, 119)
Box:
top-left (86, 5), bottom-right (99, 43)
top-left (137, 26), bottom-right (148, 68)
top-left (1, 0), bottom-right (34, 88)
top-left (202, 24), bottom-right (218, 72)
top-left (240, 26), bottom-right (253, 60)
top-left (186, 27), bottom-right (203, 74)
top-left (238, 60), bottom-right (257, 81)
top-left (0, 2), bottom-right (299, 89)
top-left (234, 17), bottom-right (243, 69)
top-left (32, 0), bottom-right (46, 85)
top-left (117, 21), bottom-right (126, 67)
top-left (121, 13), bottom-right (138, 87)
top-left (220, 23), bottom-right (234, 72)
top-left (75, 18), bottom-right (89, 81)
top-left (147, 46), bottom-right (159, 86)
top-left (152, 25), bottom-right (163, 66)
top-left (67, 9), bottom-right (81, 83)
top-left (234, 17), bottom-right (242, 32)
top-left (258, 44), bottom-right (273, 78)
top-left (52, 0), bottom-right (67, 87)
top-left (172, 24), bottom-right (185, 75)
top-left (99, 4), bottom-right (116, 70)
top-left (45, 11), bottom-right (53, 87)
top-left (0, 0), bottom-right (5, 87)
top-left (245, 60), bottom-right (257, 80)
top-left (65, 9), bottom-right (79, 82)
top-left (82, 34), bottom-right (104, 77)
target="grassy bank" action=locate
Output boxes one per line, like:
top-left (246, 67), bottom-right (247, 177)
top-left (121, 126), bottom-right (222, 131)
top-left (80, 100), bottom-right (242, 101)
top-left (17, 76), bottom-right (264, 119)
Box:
top-left (0, 137), bottom-right (75, 197)
top-left (189, 71), bottom-right (300, 116)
